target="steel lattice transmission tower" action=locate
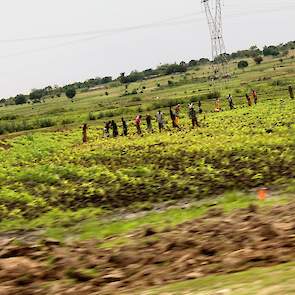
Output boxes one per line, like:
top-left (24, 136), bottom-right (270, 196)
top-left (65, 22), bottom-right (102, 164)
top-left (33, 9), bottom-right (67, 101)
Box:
top-left (201, 0), bottom-right (228, 80)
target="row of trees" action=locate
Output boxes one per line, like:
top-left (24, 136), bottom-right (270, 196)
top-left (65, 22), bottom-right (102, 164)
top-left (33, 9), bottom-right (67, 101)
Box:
top-left (220, 41), bottom-right (294, 62)
top-left (1, 88), bottom-right (77, 106)
top-left (118, 59), bottom-right (210, 84)
top-left (237, 42), bottom-right (295, 70)
top-left (2, 59), bottom-right (210, 106)
top-left (1, 41), bottom-right (294, 107)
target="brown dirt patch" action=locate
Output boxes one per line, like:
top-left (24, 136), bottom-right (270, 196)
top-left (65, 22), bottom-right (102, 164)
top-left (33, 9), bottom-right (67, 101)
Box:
top-left (0, 141), bottom-right (11, 150)
top-left (0, 203), bottom-right (295, 294)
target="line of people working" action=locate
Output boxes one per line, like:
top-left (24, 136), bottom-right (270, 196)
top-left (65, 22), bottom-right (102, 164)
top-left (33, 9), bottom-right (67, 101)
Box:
top-left (81, 89), bottom-right (259, 142)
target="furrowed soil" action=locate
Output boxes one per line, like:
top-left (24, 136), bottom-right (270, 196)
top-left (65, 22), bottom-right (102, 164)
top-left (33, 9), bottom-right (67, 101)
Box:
top-left (1, 203), bottom-right (295, 295)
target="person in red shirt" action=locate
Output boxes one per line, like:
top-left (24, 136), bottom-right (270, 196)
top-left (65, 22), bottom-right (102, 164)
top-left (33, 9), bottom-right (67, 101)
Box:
top-left (252, 89), bottom-right (258, 105)
top-left (135, 114), bottom-right (142, 135)
top-left (246, 94), bottom-right (252, 107)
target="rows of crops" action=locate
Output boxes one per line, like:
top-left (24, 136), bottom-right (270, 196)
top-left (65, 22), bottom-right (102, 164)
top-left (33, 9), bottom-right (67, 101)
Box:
top-left (0, 97), bottom-right (294, 220)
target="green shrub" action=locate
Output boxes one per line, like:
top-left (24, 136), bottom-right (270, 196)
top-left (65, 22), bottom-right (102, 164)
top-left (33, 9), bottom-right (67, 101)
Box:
top-left (0, 114), bottom-right (18, 120)
top-left (88, 112), bottom-right (96, 121)
top-left (206, 91), bottom-right (221, 99)
top-left (271, 80), bottom-right (289, 86)
top-left (61, 118), bottom-right (75, 125)
top-left (131, 97), bottom-right (141, 102)
top-left (37, 118), bottom-right (55, 128)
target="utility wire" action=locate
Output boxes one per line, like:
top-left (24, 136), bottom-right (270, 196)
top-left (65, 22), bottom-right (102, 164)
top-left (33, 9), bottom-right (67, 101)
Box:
top-left (0, 17), bottom-right (202, 59)
top-left (0, 4), bottom-right (294, 59)
top-left (0, 2), bottom-right (294, 44)
top-left (0, 11), bottom-right (204, 43)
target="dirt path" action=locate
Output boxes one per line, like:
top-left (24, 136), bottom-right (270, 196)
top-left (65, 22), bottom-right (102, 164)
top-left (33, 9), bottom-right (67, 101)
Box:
top-left (0, 203), bottom-right (295, 295)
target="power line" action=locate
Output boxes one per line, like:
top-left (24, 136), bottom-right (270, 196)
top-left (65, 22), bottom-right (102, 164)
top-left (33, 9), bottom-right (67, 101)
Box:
top-left (0, 17), bottom-right (202, 59)
top-left (0, 4), bottom-right (294, 60)
top-left (0, 3), bottom-right (294, 44)
top-left (0, 11), bottom-right (203, 43)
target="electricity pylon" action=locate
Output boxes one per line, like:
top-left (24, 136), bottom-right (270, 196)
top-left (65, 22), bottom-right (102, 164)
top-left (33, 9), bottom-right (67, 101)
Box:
top-left (201, 0), bottom-right (228, 80)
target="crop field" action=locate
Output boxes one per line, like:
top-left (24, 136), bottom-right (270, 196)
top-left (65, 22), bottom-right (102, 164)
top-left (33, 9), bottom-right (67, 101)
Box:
top-left (0, 53), bottom-right (295, 294)
top-left (0, 96), bottom-right (295, 220)
top-left (0, 52), bottom-right (294, 133)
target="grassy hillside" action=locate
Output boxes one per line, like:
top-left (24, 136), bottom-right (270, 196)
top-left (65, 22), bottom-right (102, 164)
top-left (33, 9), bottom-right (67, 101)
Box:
top-left (0, 58), bottom-right (294, 220)
top-left (148, 263), bottom-right (295, 295)
top-left (0, 53), bottom-right (294, 135)
top-left (0, 52), bottom-right (295, 295)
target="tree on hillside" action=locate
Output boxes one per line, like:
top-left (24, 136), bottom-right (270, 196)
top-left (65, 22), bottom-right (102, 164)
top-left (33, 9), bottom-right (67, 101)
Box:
top-left (263, 46), bottom-right (280, 57)
top-left (119, 72), bottom-right (128, 84)
top-left (65, 88), bottom-right (76, 102)
top-left (119, 71), bottom-right (145, 84)
top-left (29, 89), bottom-right (43, 103)
top-left (214, 53), bottom-right (230, 64)
top-left (143, 68), bottom-right (156, 77)
top-left (253, 56), bottom-right (263, 65)
top-left (165, 63), bottom-right (187, 75)
top-left (188, 60), bottom-right (198, 67)
top-left (198, 58), bottom-right (210, 64)
top-left (238, 60), bottom-right (249, 70)
top-left (44, 86), bottom-right (53, 95)
top-left (127, 71), bottom-right (145, 83)
top-left (15, 94), bottom-right (27, 105)
top-left (101, 76), bottom-right (112, 84)
top-left (249, 45), bottom-right (262, 57)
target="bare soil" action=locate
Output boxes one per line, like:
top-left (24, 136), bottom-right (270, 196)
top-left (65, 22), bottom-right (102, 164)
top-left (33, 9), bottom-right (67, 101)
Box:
top-left (0, 203), bottom-right (295, 295)
top-left (0, 141), bottom-right (11, 150)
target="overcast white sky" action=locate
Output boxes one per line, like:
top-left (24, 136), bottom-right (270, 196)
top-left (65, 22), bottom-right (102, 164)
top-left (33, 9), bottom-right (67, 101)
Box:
top-left (0, 0), bottom-right (294, 98)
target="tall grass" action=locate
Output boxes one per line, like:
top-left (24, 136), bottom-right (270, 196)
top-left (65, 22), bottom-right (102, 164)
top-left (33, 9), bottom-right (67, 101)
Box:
top-left (0, 118), bottom-right (56, 134)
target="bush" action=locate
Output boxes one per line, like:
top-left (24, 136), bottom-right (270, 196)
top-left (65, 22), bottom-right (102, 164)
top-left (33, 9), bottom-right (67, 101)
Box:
top-left (206, 91), bottom-right (221, 100)
top-left (131, 97), bottom-right (141, 102)
top-left (65, 88), bottom-right (76, 100)
top-left (263, 45), bottom-right (280, 57)
top-left (0, 114), bottom-right (18, 120)
top-left (253, 56), bottom-right (263, 64)
top-left (15, 94), bottom-right (27, 105)
top-left (61, 118), bottom-right (75, 125)
top-left (190, 96), bottom-right (199, 103)
top-left (238, 60), bottom-right (249, 70)
top-left (88, 112), bottom-right (96, 121)
top-left (97, 108), bottom-right (128, 119)
top-left (271, 80), bottom-right (289, 87)
top-left (30, 89), bottom-right (44, 103)
top-left (151, 97), bottom-right (187, 110)
top-left (0, 124), bottom-right (6, 134)
top-left (0, 120), bottom-right (34, 134)
top-left (165, 63), bottom-right (187, 75)
top-left (44, 108), bottom-right (67, 115)
top-left (37, 118), bottom-right (55, 128)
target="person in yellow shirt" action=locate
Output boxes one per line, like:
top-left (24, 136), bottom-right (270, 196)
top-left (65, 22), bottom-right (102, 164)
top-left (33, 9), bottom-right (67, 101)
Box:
top-left (175, 104), bottom-right (181, 127)
top-left (214, 98), bottom-right (221, 112)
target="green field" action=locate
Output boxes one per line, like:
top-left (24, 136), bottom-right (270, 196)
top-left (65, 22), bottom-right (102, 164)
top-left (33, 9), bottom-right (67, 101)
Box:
top-left (0, 53), bottom-right (295, 220)
top-left (147, 262), bottom-right (295, 295)
top-left (0, 52), bottom-right (295, 294)
top-left (0, 52), bottom-right (294, 134)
